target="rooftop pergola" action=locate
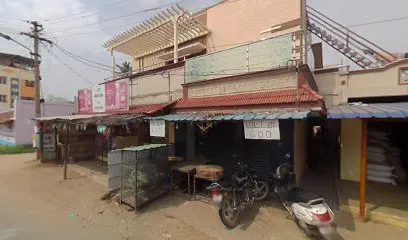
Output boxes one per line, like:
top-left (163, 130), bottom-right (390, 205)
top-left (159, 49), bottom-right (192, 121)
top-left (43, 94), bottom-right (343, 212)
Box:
top-left (103, 4), bottom-right (210, 61)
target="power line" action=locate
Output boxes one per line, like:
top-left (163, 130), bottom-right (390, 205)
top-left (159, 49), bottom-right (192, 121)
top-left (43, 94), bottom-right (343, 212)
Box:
top-left (42, 43), bottom-right (94, 85)
top-left (53, 45), bottom-right (113, 72)
top-left (0, 31), bottom-right (32, 53)
top-left (0, 26), bottom-right (24, 34)
top-left (54, 44), bottom-right (112, 69)
top-left (52, 20), bottom-right (148, 38)
top-left (47, 1), bottom-right (180, 34)
top-left (348, 15), bottom-right (408, 28)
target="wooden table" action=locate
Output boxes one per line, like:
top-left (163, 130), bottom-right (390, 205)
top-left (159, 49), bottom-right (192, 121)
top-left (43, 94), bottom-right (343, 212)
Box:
top-left (171, 159), bottom-right (211, 200)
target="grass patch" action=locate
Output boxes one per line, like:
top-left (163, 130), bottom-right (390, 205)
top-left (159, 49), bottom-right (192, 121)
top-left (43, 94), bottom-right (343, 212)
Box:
top-left (0, 144), bottom-right (36, 154)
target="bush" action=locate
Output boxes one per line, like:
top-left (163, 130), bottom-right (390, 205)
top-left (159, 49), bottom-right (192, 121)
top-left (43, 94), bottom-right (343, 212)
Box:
top-left (0, 144), bottom-right (36, 154)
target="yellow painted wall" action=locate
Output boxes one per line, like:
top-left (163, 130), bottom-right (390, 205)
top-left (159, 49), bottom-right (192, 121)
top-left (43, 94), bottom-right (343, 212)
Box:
top-left (0, 75), bottom-right (9, 109)
top-left (340, 119), bottom-right (362, 182)
top-left (294, 120), bottom-right (307, 183)
top-left (20, 79), bottom-right (35, 98)
top-left (314, 61), bottom-right (408, 105)
top-left (0, 65), bottom-right (34, 109)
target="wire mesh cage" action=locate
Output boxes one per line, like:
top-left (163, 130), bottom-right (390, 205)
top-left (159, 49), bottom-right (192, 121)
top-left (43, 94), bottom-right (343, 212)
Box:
top-left (117, 144), bottom-right (174, 211)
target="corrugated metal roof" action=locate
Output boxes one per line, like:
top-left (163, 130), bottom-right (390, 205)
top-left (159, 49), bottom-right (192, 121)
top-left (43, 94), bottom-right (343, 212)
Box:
top-left (328, 102), bottom-right (408, 119)
top-left (35, 114), bottom-right (109, 121)
top-left (146, 111), bottom-right (310, 122)
top-left (174, 86), bottom-right (323, 109)
top-left (111, 144), bottom-right (168, 152)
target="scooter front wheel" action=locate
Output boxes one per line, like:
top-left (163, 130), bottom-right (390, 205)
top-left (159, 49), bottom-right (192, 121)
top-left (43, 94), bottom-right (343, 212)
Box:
top-left (219, 198), bottom-right (240, 229)
top-left (296, 219), bottom-right (314, 236)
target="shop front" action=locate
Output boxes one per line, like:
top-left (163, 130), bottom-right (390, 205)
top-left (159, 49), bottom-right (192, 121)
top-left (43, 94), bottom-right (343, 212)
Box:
top-left (146, 86), bottom-right (324, 198)
top-left (35, 113), bottom-right (148, 164)
top-left (328, 102), bottom-right (408, 226)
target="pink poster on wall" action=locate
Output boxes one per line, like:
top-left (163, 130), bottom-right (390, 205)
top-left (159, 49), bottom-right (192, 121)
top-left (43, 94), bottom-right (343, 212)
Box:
top-left (104, 81), bottom-right (116, 111)
top-left (105, 79), bottom-right (129, 112)
top-left (118, 80), bottom-right (128, 110)
top-left (78, 89), bottom-right (92, 113)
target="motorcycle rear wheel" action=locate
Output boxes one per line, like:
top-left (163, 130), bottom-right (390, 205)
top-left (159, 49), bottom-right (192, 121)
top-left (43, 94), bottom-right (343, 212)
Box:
top-left (219, 198), bottom-right (240, 229)
top-left (254, 181), bottom-right (269, 200)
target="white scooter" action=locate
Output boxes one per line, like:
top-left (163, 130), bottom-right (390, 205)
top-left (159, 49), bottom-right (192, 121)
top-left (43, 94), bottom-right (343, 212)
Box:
top-left (272, 155), bottom-right (335, 238)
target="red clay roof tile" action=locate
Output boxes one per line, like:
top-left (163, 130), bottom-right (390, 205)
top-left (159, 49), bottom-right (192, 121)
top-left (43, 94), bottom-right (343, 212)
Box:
top-left (174, 86), bottom-right (322, 109)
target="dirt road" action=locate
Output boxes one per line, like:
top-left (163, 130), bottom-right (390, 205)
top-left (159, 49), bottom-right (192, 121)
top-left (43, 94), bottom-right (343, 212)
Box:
top-left (0, 153), bottom-right (407, 240)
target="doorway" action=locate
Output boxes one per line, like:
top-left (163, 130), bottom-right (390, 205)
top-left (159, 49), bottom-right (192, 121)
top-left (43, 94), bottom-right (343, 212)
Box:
top-left (300, 118), bottom-right (340, 209)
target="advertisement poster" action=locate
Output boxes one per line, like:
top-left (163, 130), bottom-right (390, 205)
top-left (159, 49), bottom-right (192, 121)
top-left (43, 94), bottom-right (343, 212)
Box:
top-left (78, 89), bottom-right (92, 113)
top-left (42, 132), bottom-right (56, 152)
top-left (118, 80), bottom-right (128, 110)
top-left (105, 79), bottom-right (128, 112)
top-left (243, 119), bottom-right (280, 140)
top-left (92, 85), bottom-right (105, 113)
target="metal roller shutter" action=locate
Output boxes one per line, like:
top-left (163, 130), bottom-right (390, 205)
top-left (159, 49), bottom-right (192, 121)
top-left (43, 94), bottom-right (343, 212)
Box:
top-left (196, 120), bottom-right (294, 180)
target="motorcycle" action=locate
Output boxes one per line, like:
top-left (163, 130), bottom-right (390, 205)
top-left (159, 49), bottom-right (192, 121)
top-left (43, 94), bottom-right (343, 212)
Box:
top-left (207, 162), bottom-right (269, 228)
top-left (272, 154), bottom-right (335, 238)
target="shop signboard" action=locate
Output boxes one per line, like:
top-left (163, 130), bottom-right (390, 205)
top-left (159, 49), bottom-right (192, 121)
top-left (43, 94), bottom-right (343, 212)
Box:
top-left (78, 89), bottom-right (92, 113)
top-left (0, 125), bottom-right (15, 145)
top-left (243, 119), bottom-right (280, 140)
top-left (105, 79), bottom-right (129, 112)
top-left (42, 132), bottom-right (56, 152)
top-left (150, 120), bottom-right (166, 137)
top-left (92, 85), bottom-right (105, 113)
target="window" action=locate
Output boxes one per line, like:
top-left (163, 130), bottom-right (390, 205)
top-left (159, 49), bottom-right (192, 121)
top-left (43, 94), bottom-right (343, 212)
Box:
top-left (0, 95), bottom-right (7, 102)
top-left (0, 76), bottom-right (7, 85)
top-left (25, 80), bottom-right (35, 87)
top-left (21, 97), bottom-right (34, 101)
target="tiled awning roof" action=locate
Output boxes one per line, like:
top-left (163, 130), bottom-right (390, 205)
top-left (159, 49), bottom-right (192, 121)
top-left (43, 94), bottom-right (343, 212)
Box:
top-left (124, 101), bottom-right (175, 115)
top-left (328, 102), bottom-right (408, 119)
top-left (0, 110), bottom-right (13, 124)
top-left (175, 86), bottom-right (323, 109)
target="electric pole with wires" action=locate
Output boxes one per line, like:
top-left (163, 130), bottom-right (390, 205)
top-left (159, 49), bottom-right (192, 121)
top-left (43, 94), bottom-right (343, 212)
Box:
top-left (21, 21), bottom-right (53, 118)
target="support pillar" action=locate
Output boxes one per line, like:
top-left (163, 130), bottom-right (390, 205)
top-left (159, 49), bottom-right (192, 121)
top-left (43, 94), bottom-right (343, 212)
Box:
top-left (173, 17), bottom-right (179, 63)
top-left (359, 119), bottom-right (367, 221)
top-left (111, 50), bottom-right (116, 79)
top-left (186, 123), bottom-right (195, 161)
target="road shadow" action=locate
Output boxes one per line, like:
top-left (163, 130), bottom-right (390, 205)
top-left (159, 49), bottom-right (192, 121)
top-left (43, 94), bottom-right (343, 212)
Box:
top-left (72, 160), bottom-right (107, 175)
top-left (124, 193), bottom-right (188, 214)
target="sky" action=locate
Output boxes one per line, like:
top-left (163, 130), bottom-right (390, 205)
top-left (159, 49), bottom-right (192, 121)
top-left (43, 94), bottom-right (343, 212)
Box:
top-left (0, 0), bottom-right (407, 100)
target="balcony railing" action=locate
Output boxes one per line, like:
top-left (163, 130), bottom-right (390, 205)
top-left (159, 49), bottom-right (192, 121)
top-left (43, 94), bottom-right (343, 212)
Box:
top-left (185, 31), bottom-right (301, 83)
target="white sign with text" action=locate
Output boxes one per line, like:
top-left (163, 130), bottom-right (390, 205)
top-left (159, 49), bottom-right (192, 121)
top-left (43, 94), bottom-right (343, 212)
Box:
top-left (43, 132), bottom-right (56, 151)
top-left (92, 85), bottom-right (106, 113)
top-left (243, 119), bottom-right (280, 140)
top-left (150, 120), bottom-right (166, 137)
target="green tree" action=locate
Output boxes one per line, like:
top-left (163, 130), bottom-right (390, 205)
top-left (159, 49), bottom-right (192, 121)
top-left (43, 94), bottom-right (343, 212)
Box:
top-left (116, 61), bottom-right (132, 77)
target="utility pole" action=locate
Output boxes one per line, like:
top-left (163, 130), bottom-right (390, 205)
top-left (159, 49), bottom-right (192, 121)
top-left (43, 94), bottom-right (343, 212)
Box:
top-left (21, 21), bottom-right (53, 162)
top-left (21, 21), bottom-right (53, 118)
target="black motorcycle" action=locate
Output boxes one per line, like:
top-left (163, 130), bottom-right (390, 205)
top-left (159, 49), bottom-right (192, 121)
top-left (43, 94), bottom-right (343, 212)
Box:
top-left (207, 162), bottom-right (269, 228)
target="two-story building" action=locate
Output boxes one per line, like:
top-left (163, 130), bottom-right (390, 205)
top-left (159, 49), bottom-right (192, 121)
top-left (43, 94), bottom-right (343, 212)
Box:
top-left (0, 52), bottom-right (35, 109)
top-left (101, 0), bottom-right (324, 184)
